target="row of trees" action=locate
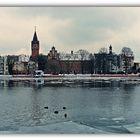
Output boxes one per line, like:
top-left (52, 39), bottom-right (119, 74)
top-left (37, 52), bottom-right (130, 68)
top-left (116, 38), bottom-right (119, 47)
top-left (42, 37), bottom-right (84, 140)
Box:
top-left (59, 47), bottom-right (134, 59)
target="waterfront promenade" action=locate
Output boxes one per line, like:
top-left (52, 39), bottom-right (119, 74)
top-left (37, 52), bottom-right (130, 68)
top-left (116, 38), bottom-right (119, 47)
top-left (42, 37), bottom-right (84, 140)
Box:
top-left (0, 74), bottom-right (140, 81)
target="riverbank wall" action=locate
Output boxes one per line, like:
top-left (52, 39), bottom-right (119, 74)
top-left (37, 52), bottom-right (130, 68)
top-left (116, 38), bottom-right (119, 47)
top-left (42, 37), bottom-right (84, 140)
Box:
top-left (0, 74), bottom-right (140, 81)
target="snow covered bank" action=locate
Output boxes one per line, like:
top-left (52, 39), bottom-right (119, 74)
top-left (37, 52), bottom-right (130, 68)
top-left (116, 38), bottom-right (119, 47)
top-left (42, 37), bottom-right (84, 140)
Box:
top-left (0, 74), bottom-right (140, 82)
top-left (1, 121), bottom-right (140, 134)
top-left (0, 121), bottom-right (111, 134)
top-left (0, 75), bottom-right (12, 80)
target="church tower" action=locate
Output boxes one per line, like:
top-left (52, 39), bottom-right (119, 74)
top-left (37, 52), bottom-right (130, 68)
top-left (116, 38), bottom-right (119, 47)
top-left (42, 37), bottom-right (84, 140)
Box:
top-left (31, 27), bottom-right (39, 60)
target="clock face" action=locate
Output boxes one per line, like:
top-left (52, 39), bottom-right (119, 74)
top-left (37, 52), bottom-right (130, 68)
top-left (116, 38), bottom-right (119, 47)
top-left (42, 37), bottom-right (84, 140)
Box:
top-left (33, 44), bottom-right (38, 48)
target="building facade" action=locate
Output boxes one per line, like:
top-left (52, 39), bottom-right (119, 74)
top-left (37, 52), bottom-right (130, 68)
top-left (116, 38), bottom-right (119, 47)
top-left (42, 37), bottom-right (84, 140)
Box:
top-left (94, 45), bottom-right (122, 74)
top-left (120, 54), bottom-right (134, 73)
top-left (13, 61), bottom-right (28, 74)
top-left (19, 54), bottom-right (30, 62)
top-left (0, 56), bottom-right (9, 75)
top-left (48, 46), bottom-right (59, 60)
top-left (45, 47), bottom-right (94, 74)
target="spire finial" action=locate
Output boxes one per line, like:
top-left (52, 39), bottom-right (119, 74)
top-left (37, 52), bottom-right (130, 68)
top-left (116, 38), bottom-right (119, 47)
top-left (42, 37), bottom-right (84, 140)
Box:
top-left (34, 26), bottom-right (36, 32)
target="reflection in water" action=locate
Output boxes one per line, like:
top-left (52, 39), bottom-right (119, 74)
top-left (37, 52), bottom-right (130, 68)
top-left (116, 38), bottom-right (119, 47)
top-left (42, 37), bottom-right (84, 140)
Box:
top-left (30, 88), bottom-right (42, 125)
top-left (0, 79), bottom-right (140, 133)
top-left (34, 79), bottom-right (44, 87)
top-left (8, 80), bottom-right (14, 87)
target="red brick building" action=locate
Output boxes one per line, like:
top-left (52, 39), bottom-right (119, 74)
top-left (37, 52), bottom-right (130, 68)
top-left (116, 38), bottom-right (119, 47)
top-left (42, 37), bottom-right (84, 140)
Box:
top-left (45, 47), bottom-right (93, 74)
top-left (60, 60), bottom-right (81, 74)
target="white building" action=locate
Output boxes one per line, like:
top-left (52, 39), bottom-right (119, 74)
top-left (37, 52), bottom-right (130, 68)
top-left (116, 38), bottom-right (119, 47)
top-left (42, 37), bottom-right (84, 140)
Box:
top-left (18, 54), bottom-right (30, 62)
top-left (13, 61), bottom-right (28, 74)
top-left (0, 56), bottom-right (9, 75)
top-left (12, 55), bottom-right (30, 74)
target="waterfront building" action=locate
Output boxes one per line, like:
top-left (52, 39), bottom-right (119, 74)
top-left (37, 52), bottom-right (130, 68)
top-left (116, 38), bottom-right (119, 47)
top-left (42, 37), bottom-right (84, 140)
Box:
top-left (19, 54), bottom-right (30, 62)
top-left (107, 45), bottom-right (122, 73)
top-left (94, 45), bottom-right (121, 74)
top-left (13, 61), bottom-right (28, 74)
top-left (13, 60), bottom-right (38, 75)
top-left (132, 62), bottom-right (140, 73)
top-left (7, 55), bottom-right (19, 64)
top-left (12, 55), bottom-right (30, 74)
top-left (45, 47), bottom-right (93, 74)
top-left (48, 46), bottom-right (59, 60)
top-left (0, 56), bottom-right (9, 75)
top-left (45, 47), bottom-right (59, 74)
top-left (7, 55), bottom-right (19, 75)
top-left (134, 62), bottom-right (140, 70)
top-left (59, 50), bottom-right (82, 74)
top-left (59, 50), bottom-right (93, 74)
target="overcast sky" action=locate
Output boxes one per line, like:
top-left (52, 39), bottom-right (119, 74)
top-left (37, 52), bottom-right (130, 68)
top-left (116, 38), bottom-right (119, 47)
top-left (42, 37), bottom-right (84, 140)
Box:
top-left (0, 7), bottom-right (140, 61)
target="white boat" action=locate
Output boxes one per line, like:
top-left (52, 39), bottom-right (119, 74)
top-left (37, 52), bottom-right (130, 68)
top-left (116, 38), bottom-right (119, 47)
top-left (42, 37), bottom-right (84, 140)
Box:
top-left (34, 70), bottom-right (44, 78)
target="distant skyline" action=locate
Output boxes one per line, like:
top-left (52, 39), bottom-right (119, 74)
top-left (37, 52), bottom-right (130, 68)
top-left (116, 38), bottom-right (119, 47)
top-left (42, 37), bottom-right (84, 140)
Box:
top-left (0, 7), bottom-right (140, 61)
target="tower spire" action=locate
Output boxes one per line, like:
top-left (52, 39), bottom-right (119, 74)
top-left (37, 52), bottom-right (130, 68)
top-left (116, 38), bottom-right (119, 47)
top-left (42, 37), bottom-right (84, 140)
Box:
top-left (35, 26), bottom-right (36, 32)
top-left (32, 26), bottom-right (38, 42)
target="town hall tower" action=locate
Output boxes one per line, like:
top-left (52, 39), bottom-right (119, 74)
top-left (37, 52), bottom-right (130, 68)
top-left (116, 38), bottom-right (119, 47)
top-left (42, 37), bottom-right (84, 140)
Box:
top-left (31, 27), bottom-right (39, 60)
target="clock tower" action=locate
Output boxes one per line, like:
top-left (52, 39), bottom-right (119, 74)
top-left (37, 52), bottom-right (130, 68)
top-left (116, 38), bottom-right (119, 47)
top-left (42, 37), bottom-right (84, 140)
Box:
top-left (31, 27), bottom-right (39, 60)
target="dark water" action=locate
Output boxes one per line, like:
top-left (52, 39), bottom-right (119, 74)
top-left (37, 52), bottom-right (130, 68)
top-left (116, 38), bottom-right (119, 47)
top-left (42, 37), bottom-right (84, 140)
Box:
top-left (0, 79), bottom-right (140, 133)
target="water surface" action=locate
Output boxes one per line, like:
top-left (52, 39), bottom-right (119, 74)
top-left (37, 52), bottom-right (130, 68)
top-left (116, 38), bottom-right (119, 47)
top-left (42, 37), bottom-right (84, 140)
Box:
top-left (0, 80), bottom-right (140, 133)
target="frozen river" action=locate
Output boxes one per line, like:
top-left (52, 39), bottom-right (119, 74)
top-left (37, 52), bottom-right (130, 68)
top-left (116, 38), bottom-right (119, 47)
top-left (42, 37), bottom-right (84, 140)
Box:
top-left (0, 79), bottom-right (140, 134)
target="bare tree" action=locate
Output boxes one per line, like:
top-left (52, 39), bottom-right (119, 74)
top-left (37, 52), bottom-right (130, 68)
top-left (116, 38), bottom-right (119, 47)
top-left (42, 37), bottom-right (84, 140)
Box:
top-left (121, 47), bottom-right (134, 74)
top-left (76, 49), bottom-right (90, 60)
top-left (59, 52), bottom-right (66, 60)
top-left (99, 47), bottom-right (108, 54)
top-left (76, 49), bottom-right (90, 74)
top-left (121, 47), bottom-right (134, 57)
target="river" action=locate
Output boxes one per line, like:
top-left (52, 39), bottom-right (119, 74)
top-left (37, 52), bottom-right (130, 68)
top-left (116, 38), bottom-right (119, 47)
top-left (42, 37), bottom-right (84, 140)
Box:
top-left (0, 79), bottom-right (140, 134)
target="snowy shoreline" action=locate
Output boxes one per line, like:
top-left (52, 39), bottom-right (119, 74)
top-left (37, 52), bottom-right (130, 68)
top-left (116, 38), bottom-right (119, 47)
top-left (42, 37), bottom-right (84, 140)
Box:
top-left (0, 120), bottom-right (139, 134)
top-left (0, 74), bottom-right (140, 81)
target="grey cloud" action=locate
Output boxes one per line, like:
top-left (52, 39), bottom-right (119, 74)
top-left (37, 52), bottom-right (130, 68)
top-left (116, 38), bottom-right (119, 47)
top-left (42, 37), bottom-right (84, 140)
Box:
top-left (0, 7), bottom-right (140, 61)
